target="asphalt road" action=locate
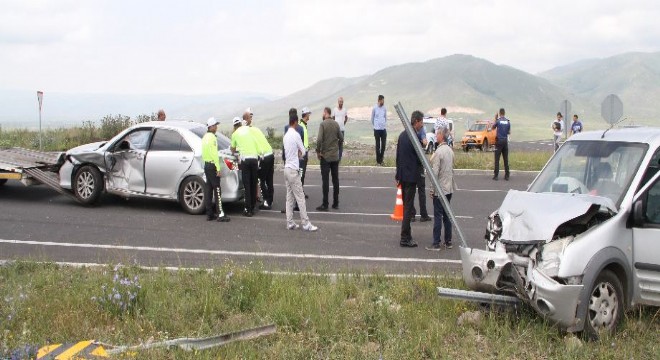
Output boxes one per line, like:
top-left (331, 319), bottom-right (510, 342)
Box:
top-left (0, 167), bottom-right (537, 274)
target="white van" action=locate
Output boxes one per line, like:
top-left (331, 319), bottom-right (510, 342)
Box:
top-left (461, 126), bottom-right (660, 338)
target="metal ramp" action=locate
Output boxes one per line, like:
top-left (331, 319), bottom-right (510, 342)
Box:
top-left (0, 147), bottom-right (63, 171)
top-left (23, 168), bottom-right (80, 202)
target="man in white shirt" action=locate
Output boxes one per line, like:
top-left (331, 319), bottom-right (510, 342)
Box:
top-left (283, 112), bottom-right (318, 232)
top-left (552, 112), bottom-right (564, 152)
top-left (332, 96), bottom-right (348, 161)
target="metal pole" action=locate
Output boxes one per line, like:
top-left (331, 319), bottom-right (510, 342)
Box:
top-left (39, 108), bottom-right (42, 151)
top-left (393, 102), bottom-right (467, 247)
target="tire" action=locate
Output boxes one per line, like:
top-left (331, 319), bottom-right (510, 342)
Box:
top-left (481, 139), bottom-right (489, 152)
top-left (73, 165), bottom-right (103, 205)
top-left (179, 176), bottom-right (206, 215)
top-left (582, 270), bottom-right (624, 340)
top-left (0, 179), bottom-right (7, 186)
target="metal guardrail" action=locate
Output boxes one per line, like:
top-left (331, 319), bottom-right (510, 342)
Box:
top-left (393, 102), bottom-right (467, 248)
top-left (437, 287), bottom-right (520, 306)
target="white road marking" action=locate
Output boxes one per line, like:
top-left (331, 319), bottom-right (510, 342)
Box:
top-left (263, 210), bottom-right (473, 219)
top-left (0, 239), bottom-right (462, 264)
top-left (0, 260), bottom-right (440, 278)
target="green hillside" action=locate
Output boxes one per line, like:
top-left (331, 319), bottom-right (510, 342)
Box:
top-left (229, 55), bottom-right (576, 141)
top-left (540, 52), bottom-right (660, 124)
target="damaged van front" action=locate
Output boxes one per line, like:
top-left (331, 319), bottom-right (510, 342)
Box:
top-left (461, 128), bottom-right (660, 337)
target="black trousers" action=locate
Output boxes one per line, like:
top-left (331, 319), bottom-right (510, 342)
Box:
top-left (258, 155), bottom-right (275, 206)
top-left (204, 162), bottom-right (223, 218)
top-left (320, 158), bottom-right (339, 207)
top-left (400, 181), bottom-right (417, 242)
top-left (411, 171), bottom-right (428, 218)
top-left (299, 152), bottom-right (308, 186)
top-left (240, 158), bottom-right (259, 211)
top-left (339, 131), bottom-right (344, 161)
top-left (374, 129), bottom-right (387, 164)
top-left (494, 140), bottom-right (510, 178)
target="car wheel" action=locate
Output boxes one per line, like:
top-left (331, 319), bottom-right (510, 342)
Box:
top-left (582, 270), bottom-right (624, 340)
top-left (0, 179), bottom-right (7, 186)
top-left (73, 165), bottom-right (103, 205)
top-left (179, 176), bottom-right (205, 215)
top-left (481, 139), bottom-right (489, 152)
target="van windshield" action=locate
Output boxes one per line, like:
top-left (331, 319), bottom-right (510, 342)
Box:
top-left (529, 140), bottom-right (648, 206)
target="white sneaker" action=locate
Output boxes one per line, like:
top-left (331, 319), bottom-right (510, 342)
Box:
top-left (302, 223), bottom-right (318, 232)
top-left (287, 223), bottom-right (300, 230)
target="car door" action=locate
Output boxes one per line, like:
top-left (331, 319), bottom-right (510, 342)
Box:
top-left (632, 171), bottom-right (660, 305)
top-left (105, 128), bottom-right (152, 193)
top-left (144, 128), bottom-right (194, 196)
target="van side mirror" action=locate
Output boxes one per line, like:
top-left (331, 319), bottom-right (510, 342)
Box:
top-left (632, 199), bottom-right (645, 227)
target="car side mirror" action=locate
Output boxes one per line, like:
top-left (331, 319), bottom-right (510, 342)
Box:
top-left (632, 199), bottom-right (645, 227)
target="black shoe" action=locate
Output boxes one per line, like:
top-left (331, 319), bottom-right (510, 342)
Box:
top-left (504, 175), bottom-right (510, 181)
top-left (445, 243), bottom-right (453, 249)
top-left (492, 176), bottom-right (498, 181)
top-left (419, 216), bottom-right (432, 222)
top-left (400, 241), bottom-right (418, 248)
top-left (316, 205), bottom-right (328, 211)
top-left (305, 194), bottom-right (309, 199)
top-left (331, 204), bottom-right (339, 209)
top-left (217, 215), bottom-right (230, 222)
top-left (206, 216), bottom-right (217, 221)
top-left (243, 210), bottom-right (253, 217)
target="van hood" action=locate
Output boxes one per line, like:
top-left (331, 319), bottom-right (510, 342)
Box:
top-left (498, 190), bottom-right (617, 244)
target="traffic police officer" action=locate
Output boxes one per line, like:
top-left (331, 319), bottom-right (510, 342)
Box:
top-left (202, 117), bottom-right (230, 222)
top-left (244, 109), bottom-right (275, 210)
top-left (230, 116), bottom-right (260, 217)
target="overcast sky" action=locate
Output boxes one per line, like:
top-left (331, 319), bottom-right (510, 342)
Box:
top-left (2, 0), bottom-right (659, 97)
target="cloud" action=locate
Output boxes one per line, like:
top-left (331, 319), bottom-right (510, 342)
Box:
top-left (0, 0), bottom-right (659, 96)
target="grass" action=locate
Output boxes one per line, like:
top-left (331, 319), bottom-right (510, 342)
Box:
top-left (1, 262), bottom-right (658, 359)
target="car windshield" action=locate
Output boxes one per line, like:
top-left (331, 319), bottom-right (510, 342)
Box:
top-left (529, 140), bottom-right (648, 206)
top-left (469, 123), bottom-right (487, 132)
top-left (190, 127), bottom-right (231, 149)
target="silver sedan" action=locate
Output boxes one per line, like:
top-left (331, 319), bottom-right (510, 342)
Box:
top-left (59, 121), bottom-right (244, 214)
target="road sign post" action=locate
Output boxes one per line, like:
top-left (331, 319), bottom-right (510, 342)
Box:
top-left (37, 91), bottom-right (44, 151)
top-left (559, 100), bottom-right (572, 138)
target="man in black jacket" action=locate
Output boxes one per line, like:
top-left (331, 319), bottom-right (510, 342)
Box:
top-left (395, 110), bottom-right (425, 247)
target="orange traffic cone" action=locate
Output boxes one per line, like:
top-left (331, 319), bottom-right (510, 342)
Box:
top-left (390, 185), bottom-right (404, 221)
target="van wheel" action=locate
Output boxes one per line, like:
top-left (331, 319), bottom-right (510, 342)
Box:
top-left (73, 165), bottom-right (103, 205)
top-left (179, 176), bottom-right (205, 215)
top-left (481, 139), bottom-right (489, 152)
top-left (582, 270), bottom-right (624, 340)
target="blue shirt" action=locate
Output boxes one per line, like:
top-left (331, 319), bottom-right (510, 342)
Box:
top-left (494, 117), bottom-right (511, 141)
top-left (371, 105), bottom-right (387, 130)
top-left (571, 121), bottom-right (583, 134)
top-left (416, 126), bottom-right (425, 143)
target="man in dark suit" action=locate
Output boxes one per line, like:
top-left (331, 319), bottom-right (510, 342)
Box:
top-left (395, 110), bottom-right (425, 247)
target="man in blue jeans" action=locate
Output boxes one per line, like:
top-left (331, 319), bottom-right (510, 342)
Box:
top-left (371, 95), bottom-right (387, 165)
top-left (426, 125), bottom-right (454, 250)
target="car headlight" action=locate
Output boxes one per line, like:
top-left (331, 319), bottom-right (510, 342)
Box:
top-left (538, 236), bottom-right (574, 277)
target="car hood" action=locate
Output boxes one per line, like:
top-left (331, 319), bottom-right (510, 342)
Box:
top-left (498, 190), bottom-right (617, 243)
top-left (463, 130), bottom-right (483, 137)
top-left (66, 141), bottom-right (107, 155)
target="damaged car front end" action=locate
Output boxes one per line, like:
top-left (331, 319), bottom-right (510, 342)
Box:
top-left (461, 190), bottom-right (616, 330)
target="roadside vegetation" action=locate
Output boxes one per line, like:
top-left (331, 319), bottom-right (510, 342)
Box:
top-left (1, 262), bottom-right (658, 359)
top-left (0, 118), bottom-right (551, 171)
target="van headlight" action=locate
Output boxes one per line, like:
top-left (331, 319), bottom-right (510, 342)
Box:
top-left (539, 236), bottom-right (574, 277)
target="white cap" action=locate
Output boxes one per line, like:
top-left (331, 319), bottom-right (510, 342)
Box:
top-left (301, 107), bottom-right (311, 115)
top-left (206, 117), bottom-right (219, 127)
top-left (245, 107), bottom-right (253, 115)
top-left (232, 116), bottom-right (242, 126)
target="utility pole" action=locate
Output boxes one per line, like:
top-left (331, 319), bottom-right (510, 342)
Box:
top-left (37, 91), bottom-right (44, 151)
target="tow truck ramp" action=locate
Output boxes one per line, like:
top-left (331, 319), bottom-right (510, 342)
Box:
top-left (0, 147), bottom-right (80, 202)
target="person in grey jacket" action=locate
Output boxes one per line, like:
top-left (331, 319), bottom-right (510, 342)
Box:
top-left (316, 107), bottom-right (344, 211)
top-left (426, 125), bottom-right (454, 251)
